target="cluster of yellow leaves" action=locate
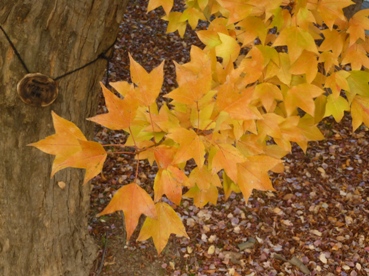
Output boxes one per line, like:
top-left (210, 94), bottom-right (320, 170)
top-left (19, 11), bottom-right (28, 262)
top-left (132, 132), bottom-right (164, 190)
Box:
top-left (31, 0), bottom-right (369, 253)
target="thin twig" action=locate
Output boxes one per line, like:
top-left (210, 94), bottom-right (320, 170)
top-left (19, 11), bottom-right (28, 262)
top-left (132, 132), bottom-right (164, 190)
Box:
top-left (96, 233), bottom-right (109, 276)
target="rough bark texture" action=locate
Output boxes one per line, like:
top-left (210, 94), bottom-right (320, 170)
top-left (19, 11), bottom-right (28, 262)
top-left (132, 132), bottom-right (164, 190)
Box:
top-left (0, 1), bottom-right (128, 275)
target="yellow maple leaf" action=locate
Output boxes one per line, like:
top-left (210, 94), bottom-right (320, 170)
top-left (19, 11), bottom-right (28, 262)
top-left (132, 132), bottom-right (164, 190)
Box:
top-left (97, 183), bottom-right (157, 241)
top-left (319, 29), bottom-right (345, 57)
top-left (341, 42), bottom-right (369, 70)
top-left (253, 83), bottom-right (283, 112)
top-left (147, 0), bottom-right (173, 15)
top-left (184, 183), bottom-right (219, 208)
top-left (290, 50), bottom-right (318, 83)
top-left (316, 0), bottom-right (352, 29)
top-left (187, 166), bottom-right (221, 190)
top-left (29, 111), bottom-right (107, 184)
top-left (324, 94), bottom-right (350, 122)
top-left (137, 202), bottom-right (189, 254)
top-left (163, 12), bottom-right (187, 37)
top-left (273, 26), bottom-right (318, 63)
top-left (347, 70), bottom-right (369, 101)
top-left (222, 171), bottom-right (241, 200)
top-left (236, 16), bottom-right (268, 46)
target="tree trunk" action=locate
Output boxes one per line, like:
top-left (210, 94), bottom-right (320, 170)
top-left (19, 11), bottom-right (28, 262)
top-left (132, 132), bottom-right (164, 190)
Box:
top-left (0, 1), bottom-right (127, 275)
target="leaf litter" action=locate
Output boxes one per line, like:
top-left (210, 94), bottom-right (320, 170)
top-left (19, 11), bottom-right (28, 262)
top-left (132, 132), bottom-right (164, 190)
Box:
top-left (89, 0), bottom-right (369, 275)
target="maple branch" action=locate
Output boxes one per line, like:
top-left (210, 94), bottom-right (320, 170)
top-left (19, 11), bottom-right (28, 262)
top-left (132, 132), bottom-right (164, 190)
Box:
top-left (102, 144), bottom-right (128, 147)
top-left (196, 101), bottom-right (200, 134)
top-left (148, 106), bottom-right (155, 133)
top-left (108, 151), bottom-right (136, 155)
top-left (128, 126), bottom-right (140, 180)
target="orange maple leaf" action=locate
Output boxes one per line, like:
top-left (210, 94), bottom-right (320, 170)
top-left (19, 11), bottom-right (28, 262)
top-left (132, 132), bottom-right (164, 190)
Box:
top-left (167, 128), bottom-right (205, 167)
top-left (237, 155), bottom-right (282, 201)
top-left (129, 54), bottom-right (164, 106)
top-left (154, 166), bottom-right (187, 205)
top-left (137, 202), bottom-right (189, 254)
top-left (165, 47), bottom-right (212, 104)
top-left (217, 84), bottom-right (262, 121)
top-left (29, 111), bottom-right (107, 184)
top-left (351, 95), bottom-right (369, 131)
top-left (347, 9), bottom-right (369, 46)
top-left (97, 183), bottom-right (157, 241)
top-left (211, 143), bottom-right (246, 182)
top-left (284, 83), bottom-right (324, 116)
top-left (88, 83), bottom-right (138, 130)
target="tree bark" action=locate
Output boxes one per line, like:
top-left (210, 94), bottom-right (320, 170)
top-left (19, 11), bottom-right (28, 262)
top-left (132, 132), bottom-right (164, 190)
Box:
top-left (0, 1), bottom-right (128, 275)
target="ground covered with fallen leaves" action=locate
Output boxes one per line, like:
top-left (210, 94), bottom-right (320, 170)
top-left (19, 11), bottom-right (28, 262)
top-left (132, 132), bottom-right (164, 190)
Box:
top-left (89, 1), bottom-right (369, 275)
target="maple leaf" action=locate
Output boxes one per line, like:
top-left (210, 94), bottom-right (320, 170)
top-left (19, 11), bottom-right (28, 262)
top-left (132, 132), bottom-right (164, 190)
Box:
top-left (97, 183), bottom-right (157, 241)
top-left (163, 12), bottom-right (187, 37)
top-left (290, 51), bottom-right (318, 83)
top-left (324, 71), bottom-right (350, 98)
top-left (351, 95), bottom-right (369, 131)
top-left (222, 171), bottom-right (241, 200)
top-left (181, 7), bottom-right (206, 29)
top-left (319, 29), bottom-right (345, 56)
top-left (166, 46), bottom-right (212, 104)
top-left (29, 111), bottom-right (107, 184)
top-left (236, 16), bottom-right (268, 46)
top-left (318, 51), bottom-right (339, 73)
top-left (316, 0), bottom-right (352, 30)
top-left (253, 83), bottom-right (283, 112)
top-left (187, 166), bottom-right (221, 190)
top-left (273, 26), bottom-right (318, 63)
top-left (346, 70), bottom-right (369, 102)
top-left (167, 128), bottom-right (205, 167)
top-left (88, 83), bottom-right (138, 130)
top-left (217, 0), bottom-right (254, 24)
top-left (153, 145), bottom-right (177, 169)
top-left (284, 83), bottom-right (324, 116)
top-left (216, 84), bottom-right (262, 121)
top-left (341, 42), bottom-right (369, 70)
top-left (154, 166), bottom-right (187, 205)
top-left (237, 155), bottom-right (282, 201)
top-left (143, 104), bottom-right (180, 134)
top-left (137, 202), bottom-right (189, 254)
top-left (324, 95), bottom-right (350, 122)
top-left (129, 54), bottom-right (164, 106)
top-left (210, 143), bottom-right (246, 182)
top-left (215, 32), bottom-right (240, 65)
top-left (184, 183), bottom-right (219, 208)
top-left (147, 0), bottom-right (173, 15)
top-left (347, 9), bottom-right (369, 46)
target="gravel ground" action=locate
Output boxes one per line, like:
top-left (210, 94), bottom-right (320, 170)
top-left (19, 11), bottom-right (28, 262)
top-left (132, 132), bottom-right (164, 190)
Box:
top-left (89, 1), bottom-right (369, 275)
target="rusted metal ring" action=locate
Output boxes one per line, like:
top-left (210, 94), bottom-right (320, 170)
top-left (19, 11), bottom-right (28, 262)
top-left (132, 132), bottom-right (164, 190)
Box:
top-left (17, 73), bottom-right (58, 107)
